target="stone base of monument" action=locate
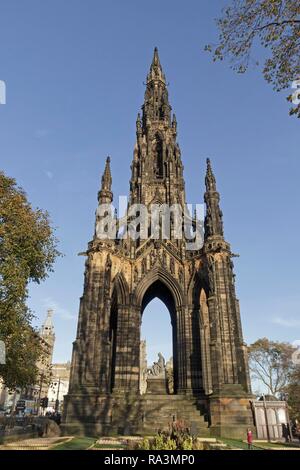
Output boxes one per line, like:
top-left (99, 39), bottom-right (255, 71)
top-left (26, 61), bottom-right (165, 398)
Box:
top-left (62, 388), bottom-right (255, 438)
top-left (146, 377), bottom-right (168, 394)
top-left (208, 385), bottom-right (255, 438)
top-left (61, 392), bottom-right (211, 437)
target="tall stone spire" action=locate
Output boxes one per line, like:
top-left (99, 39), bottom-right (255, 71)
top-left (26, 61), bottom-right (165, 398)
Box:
top-left (142, 47), bottom-right (171, 125)
top-left (65, 49), bottom-right (254, 439)
top-left (204, 158), bottom-right (223, 239)
top-left (147, 47), bottom-right (166, 84)
top-left (40, 308), bottom-right (55, 348)
top-left (98, 156), bottom-right (113, 204)
top-left (129, 47), bottom-right (185, 214)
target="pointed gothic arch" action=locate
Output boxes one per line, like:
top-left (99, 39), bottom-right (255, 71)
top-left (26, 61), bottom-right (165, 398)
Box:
top-left (112, 271), bottom-right (130, 305)
top-left (140, 279), bottom-right (179, 394)
top-left (135, 266), bottom-right (183, 309)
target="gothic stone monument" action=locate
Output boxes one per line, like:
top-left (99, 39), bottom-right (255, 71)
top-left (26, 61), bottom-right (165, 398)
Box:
top-left (63, 48), bottom-right (253, 437)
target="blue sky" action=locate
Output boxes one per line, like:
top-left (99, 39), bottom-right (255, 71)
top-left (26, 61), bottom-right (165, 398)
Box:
top-left (0, 0), bottom-right (299, 366)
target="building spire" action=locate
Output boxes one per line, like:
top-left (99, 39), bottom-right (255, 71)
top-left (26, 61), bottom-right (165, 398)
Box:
top-left (143, 48), bottom-right (171, 125)
top-left (204, 158), bottom-right (224, 239)
top-left (205, 158), bottom-right (217, 192)
top-left (40, 309), bottom-right (55, 342)
top-left (98, 156), bottom-right (113, 204)
top-left (147, 47), bottom-right (166, 84)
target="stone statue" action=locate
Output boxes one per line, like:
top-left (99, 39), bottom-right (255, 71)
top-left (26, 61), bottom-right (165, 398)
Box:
top-left (170, 257), bottom-right (175, 274)
top-left (148, 352), bottom-right (165, 377)
top-left (142, 257), bottom-right (147, 274)
top-left (150, 248), bottom-right (156, 267)
top-left (178, 267), bottom-right (184, 285)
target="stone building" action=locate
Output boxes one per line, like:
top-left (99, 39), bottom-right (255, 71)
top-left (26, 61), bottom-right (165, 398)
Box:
top-left (63, 49), bottom-right (253, 437)
top-left (48, 362), bottom-right (71, 412)
top-left (0, 309), bottom-right (55, 412)
top-left (27, 308), bottom-right (55, 401)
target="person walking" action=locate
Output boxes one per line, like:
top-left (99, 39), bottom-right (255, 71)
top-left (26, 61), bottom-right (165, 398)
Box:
top-left (247, 428), bottom-right (253, 450)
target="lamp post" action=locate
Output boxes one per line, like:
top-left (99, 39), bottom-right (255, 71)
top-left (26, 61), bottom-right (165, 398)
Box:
top-left (37, 373), bottom-right (45, 416)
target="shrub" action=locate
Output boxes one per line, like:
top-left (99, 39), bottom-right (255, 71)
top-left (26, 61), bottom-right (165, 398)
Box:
top-left (137, 420), bottom-right (201, 450)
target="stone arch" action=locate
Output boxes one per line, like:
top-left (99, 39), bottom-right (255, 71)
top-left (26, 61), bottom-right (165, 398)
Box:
top-left (137, 268), bottom-right (180, 394)
top-left (109, 272), bottom-right (130, 392)
top-left (112, 271), bottom-right (130, 305)
top-left (134, 266), bottom-right (183, 310)
top-left (187, 272), bottom-right (212, 394)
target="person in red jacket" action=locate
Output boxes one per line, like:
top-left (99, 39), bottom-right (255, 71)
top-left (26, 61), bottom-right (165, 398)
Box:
top-left (247, 428), bottom-right (253, 450)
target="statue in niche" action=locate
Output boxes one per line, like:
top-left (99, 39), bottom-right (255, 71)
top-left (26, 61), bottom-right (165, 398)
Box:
top-left (162, 251), bottom-right (167, 268)
top-left (178, 267), bottom-right (184, 285)
top-left (150, 248), bottom-right (156, 267)
top-left (148, 352), bottom-right (165, 377)
top-left (142, 257), bottom-right (147, 275)
top-left (170, 257), bottom-right (175, 274)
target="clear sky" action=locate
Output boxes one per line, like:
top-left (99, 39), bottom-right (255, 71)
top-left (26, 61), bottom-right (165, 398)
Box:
top-left (1, 0), bottom-right (299, 366)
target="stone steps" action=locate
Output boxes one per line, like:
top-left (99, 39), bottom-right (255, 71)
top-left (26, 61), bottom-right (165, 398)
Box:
top-left (136, 394), bottom-right (209, 435)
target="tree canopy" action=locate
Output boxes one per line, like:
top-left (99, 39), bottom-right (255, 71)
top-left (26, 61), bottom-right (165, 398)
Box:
top-left (0, 172), bottom-right (60, 389)
top-left (248, 337), bottom-right (296, 396)
top-left (207, 0), bottom-right (300, 117)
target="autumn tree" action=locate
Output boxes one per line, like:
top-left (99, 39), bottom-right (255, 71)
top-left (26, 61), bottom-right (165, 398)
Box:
top-left (207, 0), bottom-right (300, 117)
top-left (248, 337), bottom-right (296, 396)
top-left (0, 172), bottom-right (60, 389)
top-left (285, 365), bottom-right (300, 420)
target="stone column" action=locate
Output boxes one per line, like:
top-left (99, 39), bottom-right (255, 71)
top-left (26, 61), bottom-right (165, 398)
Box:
top-left (112, 305), bottom-right (140, 393)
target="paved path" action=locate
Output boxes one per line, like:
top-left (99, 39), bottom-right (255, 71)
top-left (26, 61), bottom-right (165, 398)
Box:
top-left (0, 437), bottom-right (71, 450)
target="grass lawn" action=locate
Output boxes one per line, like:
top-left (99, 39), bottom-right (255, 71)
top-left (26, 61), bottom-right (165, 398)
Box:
top-left (52, 437), bottom-right (96, 450)
top-left (219, 438), bottom-right (264, 450)
top-left (93, 443), bottom-right (126, 449)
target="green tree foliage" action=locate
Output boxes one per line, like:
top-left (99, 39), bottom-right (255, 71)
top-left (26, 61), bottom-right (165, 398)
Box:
top-left (248, 337), bottom-right (296, 396)
top-left (285, 366), bottom-right (300, 420)
top-left (0, 172), bottom-right (60, 389)
top-left (207, 0), bottom-right (300, 117)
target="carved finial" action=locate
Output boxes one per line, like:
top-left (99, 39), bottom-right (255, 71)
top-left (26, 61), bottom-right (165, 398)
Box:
top-left (152, 47), bottom-right (160, 66)
top-left (136, 112), bottom-right (142, 135)
top-left (101, 156), bottom-right (112, 191)
top-left (172, 113), bottom-right (177, 130)
top-left (148, 47), bottom-right (165, 84)
top-left (205, 158), bottom-right (216, 192)
top-left (204, 158), bottom-right (224, 239)
top-left (98, 156), bottom-right (113, 204)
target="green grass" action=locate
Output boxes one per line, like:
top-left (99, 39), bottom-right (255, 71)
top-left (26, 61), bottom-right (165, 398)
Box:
top-left (253, 441), bottom-right (300, 449)
top-left (93, 443), bottom-right (126, 449)
top-left (219, 438), bottom-right (264, 450)
top-left (52, 437), bottom-right (96, 450)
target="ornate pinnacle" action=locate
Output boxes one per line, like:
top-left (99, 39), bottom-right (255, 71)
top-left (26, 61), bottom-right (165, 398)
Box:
top-left (205, 158), bottom-right (217, 192)
top-left (136, 112), bottom-right (142, 135)
top-left (204, 158), bottom-right (223, 239)
top-left (98, 156), bottom-right (113, 204)
top-left (147, 47), bottom-right (166, 84)
top-left (101, 156), bottom-right (112, 191)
